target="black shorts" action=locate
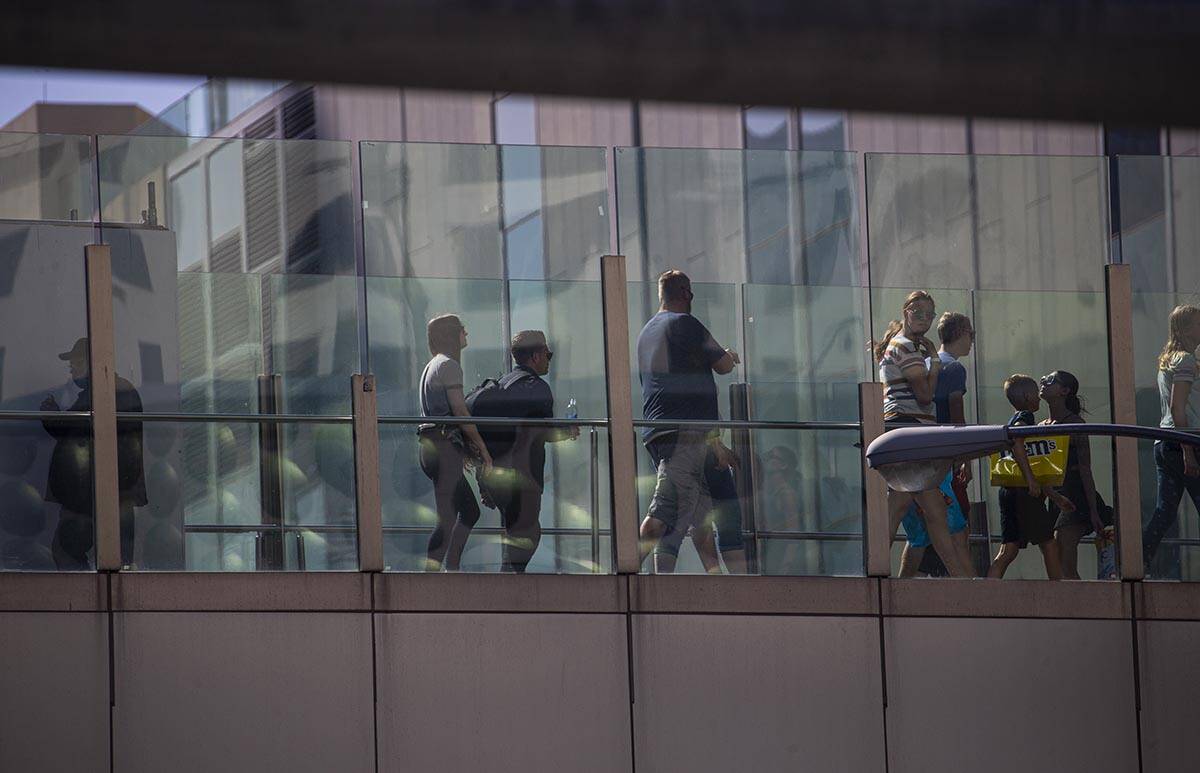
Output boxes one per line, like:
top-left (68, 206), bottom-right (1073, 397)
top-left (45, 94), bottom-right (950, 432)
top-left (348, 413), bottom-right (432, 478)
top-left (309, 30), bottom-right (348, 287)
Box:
top-left (998, 487), bottom-right (1054, 548)
top-left (1051, 485), bottom-right (1114, 534)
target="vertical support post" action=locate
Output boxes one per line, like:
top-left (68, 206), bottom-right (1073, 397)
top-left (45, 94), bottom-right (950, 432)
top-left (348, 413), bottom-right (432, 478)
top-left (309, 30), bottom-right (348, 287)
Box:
top-left (1107, 263), bottom-right (1143, 580)
top-left (860, 382), bottom-right (890, 577)
top-left (86, 244), bottom-right (121, 571)
top-left (257, 374), bottom-right (284, 570)
top-left (353, 374), bottom-right (383, 572)
top-left (601, 255), bottom-right (641, 574)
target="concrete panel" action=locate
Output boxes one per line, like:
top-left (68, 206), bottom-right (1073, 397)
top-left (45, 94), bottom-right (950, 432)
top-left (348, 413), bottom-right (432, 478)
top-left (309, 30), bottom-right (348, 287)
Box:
top-left (632, 575), bottom-right (877, 616)
top-left (111, 572), bottom-right (371, 612)
top-left (633, 615), bottom-right (885, 773)
top-left (0, 573), bottom-right (105, 611)
top-left (113, 612), bottom-right (373, 773)
top-left (0, 612), bottom-right (108, 773)
top-left (1135, 581), bottom-right (1200, 620)
top-left (1138, 620), bottom-right (1200, 773)
top-left (886, 618), bottom-right (1138, 773)
top-left (882, 577), bottom-right (1130, 619)
top-left (376, 613), bottom-right (631, 773)
top-left (374, 573), bottom-right (626, 613)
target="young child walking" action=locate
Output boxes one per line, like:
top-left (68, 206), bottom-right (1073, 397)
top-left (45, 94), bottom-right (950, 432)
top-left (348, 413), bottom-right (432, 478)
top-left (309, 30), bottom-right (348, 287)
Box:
top-left (987, 375), bottom-right (1073, 580)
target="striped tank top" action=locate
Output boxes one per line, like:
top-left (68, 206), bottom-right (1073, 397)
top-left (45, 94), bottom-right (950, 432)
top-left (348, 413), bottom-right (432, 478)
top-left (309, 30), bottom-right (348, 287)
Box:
top-left (879, 334), bottom-right (935, 422)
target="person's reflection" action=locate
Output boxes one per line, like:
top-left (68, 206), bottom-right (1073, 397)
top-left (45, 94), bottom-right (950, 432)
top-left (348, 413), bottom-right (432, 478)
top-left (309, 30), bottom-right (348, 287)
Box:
top-left (41, 337), bottom-right (146, 569)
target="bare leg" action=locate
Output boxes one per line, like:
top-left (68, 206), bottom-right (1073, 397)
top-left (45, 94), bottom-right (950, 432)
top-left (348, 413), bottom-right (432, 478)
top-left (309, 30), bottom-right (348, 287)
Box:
top-left (913, 489), bottom-right (973, 577)
top-left (1056, 523), bottom-right (1087, 580)
top-left (1038, 539), bottom-right (1063, 580)
top-left (987, 542), bottom-right (1019, 579)
top-left (899, 544), bottom-right (925, 578)
top-left (888, 490), bottom-right (917, 539)
top-left (691, 522), bottom-right (723, 574)
top-left (639, 516), bottom-right (667, 566)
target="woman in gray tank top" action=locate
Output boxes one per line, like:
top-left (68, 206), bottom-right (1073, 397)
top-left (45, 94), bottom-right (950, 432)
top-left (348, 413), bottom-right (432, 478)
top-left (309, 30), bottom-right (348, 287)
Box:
top-left (418, 314), bottom-right (492, 571)
top-left (1143, 304), bottom-right (1200, 574)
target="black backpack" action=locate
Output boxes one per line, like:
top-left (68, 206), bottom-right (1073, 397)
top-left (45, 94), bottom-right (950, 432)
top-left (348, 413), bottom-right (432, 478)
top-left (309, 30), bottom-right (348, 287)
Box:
top-left (464, 370), bottom-right (536, 458)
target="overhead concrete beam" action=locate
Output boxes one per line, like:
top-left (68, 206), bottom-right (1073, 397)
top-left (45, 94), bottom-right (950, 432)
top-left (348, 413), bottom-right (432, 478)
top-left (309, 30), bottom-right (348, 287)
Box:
top-left (5, 1), bottom-right (1200, 124)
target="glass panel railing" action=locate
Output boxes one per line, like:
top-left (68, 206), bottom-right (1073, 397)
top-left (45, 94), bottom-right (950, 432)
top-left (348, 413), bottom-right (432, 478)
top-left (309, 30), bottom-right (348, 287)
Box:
top-left (973, 288), bottom-right (1114, 580)
top-left (631, 424), bottom-right (863, 575)
top-left (743, 283), bottom-right (869, 423)
top-left (380, 422), bottom-right (611, 573)
top-left (365, 273), bottom-right (611, 573)
top-left (0, 131), bottom-right (95, 222)
top-left (1118, 156), bottom-right (1200, 580)
top-left (118, 416), bottom-right (358, 571)
top-left (136, 79), bottom-right (286, 138)
top-left (868, 286), bottom-right (1115, 579)
top-left (105, 266), bottom-right (360, 570)
top-left (615, 147), bottom-right (861, 286)
top-left (865, 153), bottom-right (1109, 292)
top-left (97, 134), bottom-right (356, 275)
top-left (0, 221), bottom-right (95, 571)
top-left (1129, 290), bottom-right (1200, 580)
top-left (360, 141), bottom-right (609, 281)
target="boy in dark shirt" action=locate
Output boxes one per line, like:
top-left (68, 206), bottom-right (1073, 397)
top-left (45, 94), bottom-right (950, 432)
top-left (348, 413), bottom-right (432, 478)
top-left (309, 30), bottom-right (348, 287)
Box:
top-left (987, 374), bottom-right (1072, 579)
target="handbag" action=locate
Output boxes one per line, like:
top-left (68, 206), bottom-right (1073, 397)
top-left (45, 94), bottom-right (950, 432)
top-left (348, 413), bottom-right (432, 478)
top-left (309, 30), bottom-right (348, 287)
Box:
top-left (988, 435), bottom-right (1069, 487)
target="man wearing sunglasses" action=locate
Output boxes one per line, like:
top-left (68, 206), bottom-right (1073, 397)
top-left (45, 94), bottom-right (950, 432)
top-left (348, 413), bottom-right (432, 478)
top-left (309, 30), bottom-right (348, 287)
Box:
top-left (480, 329), bottom-right (578, 572)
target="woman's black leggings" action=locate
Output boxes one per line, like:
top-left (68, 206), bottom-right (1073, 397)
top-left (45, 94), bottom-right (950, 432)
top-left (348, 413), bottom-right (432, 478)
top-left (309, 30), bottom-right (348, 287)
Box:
top-left (418, 431), bottom-right (480, 570)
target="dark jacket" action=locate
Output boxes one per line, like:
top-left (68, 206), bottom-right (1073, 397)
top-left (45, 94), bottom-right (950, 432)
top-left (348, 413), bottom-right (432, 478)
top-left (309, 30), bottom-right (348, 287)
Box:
top-left (43, 376), bottom-right (147, 512)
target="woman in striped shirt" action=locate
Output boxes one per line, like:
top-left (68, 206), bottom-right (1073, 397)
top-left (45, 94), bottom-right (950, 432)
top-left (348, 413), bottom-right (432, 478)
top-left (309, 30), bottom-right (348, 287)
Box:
top-left (873, 290), bottom-right (974, 577)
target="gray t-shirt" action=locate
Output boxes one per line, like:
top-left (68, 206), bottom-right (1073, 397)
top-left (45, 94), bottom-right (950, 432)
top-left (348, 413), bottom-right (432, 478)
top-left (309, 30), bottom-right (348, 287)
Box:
top-left (1159, 350), bottom-right (1200, 428)
top-left (420, 354), bottom-right (464, 420)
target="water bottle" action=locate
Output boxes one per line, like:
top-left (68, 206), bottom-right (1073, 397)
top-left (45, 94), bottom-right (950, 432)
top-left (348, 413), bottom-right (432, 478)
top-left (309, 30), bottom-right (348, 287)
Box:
top-left (565, 397), bottom-right (579, 440)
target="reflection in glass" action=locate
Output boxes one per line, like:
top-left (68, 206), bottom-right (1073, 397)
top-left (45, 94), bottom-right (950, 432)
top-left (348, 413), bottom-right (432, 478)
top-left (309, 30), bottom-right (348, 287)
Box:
top-left (98, 134), bottom-right (356, 275)
top-left (0, 132), bottom-right (94, 222)
top-left (124, 418), bottom-right (358, 571)
top-left (109, 262), bottom-right (359, 417)
top-left (380, 425), bottom-right (611, 573)
top-left (0, 418), bottom-right (92, 571)
top-left (744, 284), bottom-right (868, 423)
top-left (1132, 291), bottom-right (1200, 579)
top-left (865, 153), bottom-right (1108, 292)
top-left (0, 223), bottom-right (93, 411)
top-left (361, 141), bottom-right (608, 281)
top-left (632, 427), bottom-right (863, 575)
top-left (615, 147), bottom-right (859, 286)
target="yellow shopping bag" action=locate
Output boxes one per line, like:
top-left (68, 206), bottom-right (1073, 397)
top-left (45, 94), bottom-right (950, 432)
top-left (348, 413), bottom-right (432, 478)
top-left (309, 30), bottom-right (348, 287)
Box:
top-left (988, 435), bottom-right (1069, 487)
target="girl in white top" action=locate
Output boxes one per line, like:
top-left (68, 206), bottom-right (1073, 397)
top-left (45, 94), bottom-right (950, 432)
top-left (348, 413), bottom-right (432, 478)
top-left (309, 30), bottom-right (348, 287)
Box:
top-left (873, 290), bottom-right (973, 578)
top-left (1143, 304), bottom-right (1200, 571)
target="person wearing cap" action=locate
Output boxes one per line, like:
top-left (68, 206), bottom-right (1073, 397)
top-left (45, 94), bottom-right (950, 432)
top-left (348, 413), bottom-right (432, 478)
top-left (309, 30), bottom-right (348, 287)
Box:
top-left (40, 337), bottom-right (146, 569)
top-left (478, 330), bottom-right (577, 572)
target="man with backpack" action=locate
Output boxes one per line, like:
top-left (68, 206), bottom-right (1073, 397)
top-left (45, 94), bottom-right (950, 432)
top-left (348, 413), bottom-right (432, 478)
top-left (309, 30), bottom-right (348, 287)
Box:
top-left (469, 330), bottom-right (577, 572)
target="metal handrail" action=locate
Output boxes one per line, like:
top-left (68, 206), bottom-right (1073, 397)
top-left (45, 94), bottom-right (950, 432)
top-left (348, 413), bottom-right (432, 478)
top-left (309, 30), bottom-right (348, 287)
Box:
top-left (118, 411), bottom-right (353, 424)
top-left (633, 418), bottom-right (859, 431)
top-left (0, 410), bottom-right (91, 421)
top-left (379, 415), bottom-right (608, 427)
top-left (184, 523), bottom-right (612, 537)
